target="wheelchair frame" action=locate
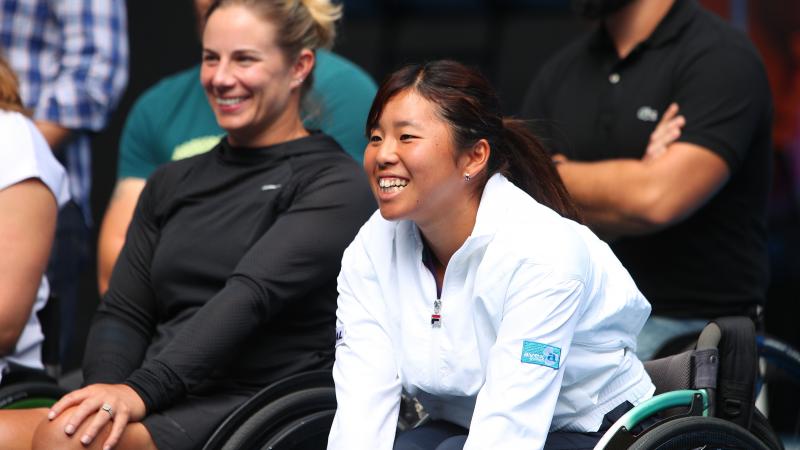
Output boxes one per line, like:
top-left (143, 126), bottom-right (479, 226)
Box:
top-left (594, 389), bottom-right (710, 450)
top-left (592, 316), bottom-right (785, 450)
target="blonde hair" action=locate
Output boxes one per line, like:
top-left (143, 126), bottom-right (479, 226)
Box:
top-left (206, 0), bottom-right (341, 56)
top-left (0, 55), bottom-right (28, 114)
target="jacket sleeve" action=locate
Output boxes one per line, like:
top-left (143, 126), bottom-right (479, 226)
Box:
top-left (82, 170), bottom-right (163, 384)
top-left (327, 230), bottom-right (402, 450)
top-left (464, 264), bottom-right (586, 450)
top-left (123, 164), bottom-right (375, 413)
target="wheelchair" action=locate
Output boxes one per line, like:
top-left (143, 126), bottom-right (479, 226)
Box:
top-left (0, 372), bottom-right (67, 410)
top-left (0, 293), bottom-right (68, 410)
top-left (202, 370), bottom-right (336, 450)
top-left (594, 316), bottom-right (784, 450)
top-left (199, 319), bottom-right (785, 450)
top-left (199, 316), bottom-right (785, 449)
top-left (2, 367), bottom-right (336, 448)
top-left (4, 317), bottom-right (786, 450)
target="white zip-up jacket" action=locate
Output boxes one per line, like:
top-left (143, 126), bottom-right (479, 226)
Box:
top-left (328, 174), bottom-right (654, 449)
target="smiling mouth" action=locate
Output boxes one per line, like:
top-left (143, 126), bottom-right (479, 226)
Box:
top-left (378, 177), bottom-right (408, 193)
top-left (216, 96), bottom-right (247, 106)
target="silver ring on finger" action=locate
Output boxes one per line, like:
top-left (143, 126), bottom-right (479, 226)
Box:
top-left (101, 402), bottom-right (115, 420)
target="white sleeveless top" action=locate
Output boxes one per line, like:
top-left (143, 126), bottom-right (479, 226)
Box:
top-left (0, 110), bottom-right (69, 382)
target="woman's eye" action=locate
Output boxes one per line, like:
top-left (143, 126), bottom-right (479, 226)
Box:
top-left (369, 135), bottom-right (382, 143)
top-left (399, 134), bottom-right (415, 141)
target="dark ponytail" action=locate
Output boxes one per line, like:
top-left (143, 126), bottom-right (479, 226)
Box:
top-left (495, 118), bottom-right (581, 222)
top-left (367, 60), bottom-right (581, 222)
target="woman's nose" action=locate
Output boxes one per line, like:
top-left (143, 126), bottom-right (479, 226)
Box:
top-left (374, 139), bottom-right (399, 168)
top-left (211, 60), bottom-right (235, 88)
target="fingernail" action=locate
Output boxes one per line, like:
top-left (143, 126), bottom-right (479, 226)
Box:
top-left (47, 410), bottom-right (55, 420)
top-left (104, 446), bottom-right (111, 450)
top-left (65, 424), bottom-right (75, 435)
top-left (81, 435), bottom-right (90, 445)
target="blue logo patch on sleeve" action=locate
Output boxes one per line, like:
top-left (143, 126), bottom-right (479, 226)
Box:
top-left (521, 341), bottom-right (561, 369)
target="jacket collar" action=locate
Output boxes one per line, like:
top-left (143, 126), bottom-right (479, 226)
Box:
top-left (216, 131), bottom-right (338, 164)
top-left (470, 173), bottom-right (512, 239)
top-left (405, 173), bottom-right (509, 254)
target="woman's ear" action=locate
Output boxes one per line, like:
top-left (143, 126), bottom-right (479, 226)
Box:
top-left (463, 138), bottom-right (490, 178)
top-left (290, 49), bottom-right (315, 89)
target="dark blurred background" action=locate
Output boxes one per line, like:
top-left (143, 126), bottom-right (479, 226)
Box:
top-left (80, 0), bottom-right (800, 433)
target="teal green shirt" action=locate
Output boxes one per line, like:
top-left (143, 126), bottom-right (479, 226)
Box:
top-left (118, 50), bottom-right (376, 179)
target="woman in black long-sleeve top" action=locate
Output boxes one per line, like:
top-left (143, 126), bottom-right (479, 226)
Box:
top-left (0, 1), bottom-right (374, 449)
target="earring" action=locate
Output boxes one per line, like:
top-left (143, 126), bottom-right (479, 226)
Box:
top-left (464, 173), bottom-right (471, 182)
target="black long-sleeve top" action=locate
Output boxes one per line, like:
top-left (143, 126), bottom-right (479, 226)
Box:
top-left (83, 133), bottom-right (375, 413)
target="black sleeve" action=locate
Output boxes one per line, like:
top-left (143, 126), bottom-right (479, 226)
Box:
top-left (82, 171), bottom-right (163, 385)
top-left (674, 42), bottom-right (771, 172)
top-left (124, 165), bottom-right (375, 413)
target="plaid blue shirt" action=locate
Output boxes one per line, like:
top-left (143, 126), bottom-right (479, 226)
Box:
top-left (0, 0), bottom-right (128, 223)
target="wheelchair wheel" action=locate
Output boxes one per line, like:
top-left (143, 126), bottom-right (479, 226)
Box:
top-left (750, 409), bottom-right (785, 450)
top-left (628, 416), bottom-right (771, 450)
top-left (220, 387), bottom-right (336, 450)
top-left (203, 370), bottom-right (334, 450)
top-left (261, 409), bottom-right (335, 449)
top-left (0, 381), bottom-right (67, 409)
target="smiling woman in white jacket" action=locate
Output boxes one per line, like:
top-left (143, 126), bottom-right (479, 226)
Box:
top-left (327, 60), bottom-right (655, 450)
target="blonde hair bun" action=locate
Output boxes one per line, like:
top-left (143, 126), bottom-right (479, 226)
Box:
top-left (297, 0), bottom-right (342, 49)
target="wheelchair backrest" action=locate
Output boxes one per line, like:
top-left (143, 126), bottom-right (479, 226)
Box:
top-left (642, 316), bottom-right (758, 429)
top-left (711, 316), bottom-right (758, 430)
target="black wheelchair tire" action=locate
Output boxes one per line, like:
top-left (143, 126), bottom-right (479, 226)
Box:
top-left (627, 416), bottom-right (771, 450)
top-left (750, 409), bottom-right (785, 450)
top-left (202, 370), bottom-right (333, 450)
top-left (261, 409), bottom-right (335, 450)
top-left (221, 387), bottom-right (336, 450)
top-left (0, 381), bottom-right (67, 409)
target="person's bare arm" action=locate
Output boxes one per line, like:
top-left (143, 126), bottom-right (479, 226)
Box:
top-left (557, 141), bottom-right (730, 237)
top-left (97, 178), bottom-right (147, 295)
top-left (35, 120), bottom-right (73, 152)
top-left (0, 179), bottom-right (57, 355)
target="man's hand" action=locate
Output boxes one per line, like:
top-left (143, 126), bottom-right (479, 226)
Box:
top-left (644, 103), bottom-right (685, 161)
top-left (553, 101), bottom-right (729, 236)
top-left (552, 153), bottom-right (568, 165)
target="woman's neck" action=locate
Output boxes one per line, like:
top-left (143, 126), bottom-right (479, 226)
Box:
top-left (229, 96), bottom-right (309, 147)
top-left (417, 191), bottom-right (481, 277)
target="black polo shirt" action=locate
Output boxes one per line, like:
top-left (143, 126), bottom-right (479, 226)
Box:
top-left (521, 0), bottom-right (772, 318)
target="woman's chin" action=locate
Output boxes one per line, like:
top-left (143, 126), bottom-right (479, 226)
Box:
top-left (377, 205), bottom-right (407, 222)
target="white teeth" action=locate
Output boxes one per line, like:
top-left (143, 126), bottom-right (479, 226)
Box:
top-left (216, 97), bottom-right (245, 106)
top-left (378, 178), bottom-right (408, 189)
